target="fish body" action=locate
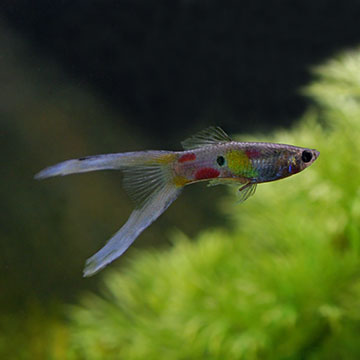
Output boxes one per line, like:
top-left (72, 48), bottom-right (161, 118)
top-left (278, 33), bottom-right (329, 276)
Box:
top-left (171, 142), bottom-right (318, 187)
top-left (35, 127), bottom-right (319, 277)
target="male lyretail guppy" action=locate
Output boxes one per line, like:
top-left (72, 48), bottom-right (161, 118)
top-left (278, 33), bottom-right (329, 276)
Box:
top-left (35, 127), bottom-right (320, 277)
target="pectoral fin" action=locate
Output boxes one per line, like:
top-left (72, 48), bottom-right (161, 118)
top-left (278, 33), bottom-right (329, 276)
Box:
top-left (237, 182), bottom-right (257, 203)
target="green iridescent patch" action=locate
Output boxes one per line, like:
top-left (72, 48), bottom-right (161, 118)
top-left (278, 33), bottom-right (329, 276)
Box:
top-left (226, 150), bottom-right (257, 178)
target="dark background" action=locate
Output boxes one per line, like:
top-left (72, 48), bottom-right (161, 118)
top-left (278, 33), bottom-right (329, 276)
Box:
top-left (3, 1), bottom-right (360, 142)
top-left (2, 0), bottom-right (360, 309)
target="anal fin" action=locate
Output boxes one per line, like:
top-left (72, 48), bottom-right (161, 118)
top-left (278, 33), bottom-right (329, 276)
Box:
top-left (207, 178), bottom-right (247, 187)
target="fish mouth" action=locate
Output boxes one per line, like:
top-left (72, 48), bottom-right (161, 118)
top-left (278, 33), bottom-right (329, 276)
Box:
top-left (313, 149), bottom-right (320, 160)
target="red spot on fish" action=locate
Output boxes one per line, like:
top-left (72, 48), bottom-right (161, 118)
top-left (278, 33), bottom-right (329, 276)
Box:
top-left (245, 149), bottom-right (261, 159)
top-left (178, 153), bottom-right (196, 163)
top-left (195, 168), bottom-right (220, 180)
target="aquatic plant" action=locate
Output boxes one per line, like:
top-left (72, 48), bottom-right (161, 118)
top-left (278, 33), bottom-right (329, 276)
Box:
top-left (67, 50), bottom-right (360, 360)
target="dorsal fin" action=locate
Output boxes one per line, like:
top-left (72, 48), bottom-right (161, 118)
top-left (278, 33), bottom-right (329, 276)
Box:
top-left (181, 126), bottom-right (232, 150)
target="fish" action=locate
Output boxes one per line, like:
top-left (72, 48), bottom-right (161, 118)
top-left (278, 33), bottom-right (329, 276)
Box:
top-left (35, 126), bottom-right (320, 277)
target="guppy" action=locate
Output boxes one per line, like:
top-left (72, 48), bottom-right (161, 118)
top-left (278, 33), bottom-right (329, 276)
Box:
top-left (35, 127), bottom-right (319, 277)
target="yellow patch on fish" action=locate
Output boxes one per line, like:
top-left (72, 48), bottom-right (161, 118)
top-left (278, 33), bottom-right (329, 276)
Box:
top-left (226, 150), bottom-right (251, 174)
top-left (153, 153), bottom-right (177, 164)
top-left (173, 175), bottom-right (189, 187)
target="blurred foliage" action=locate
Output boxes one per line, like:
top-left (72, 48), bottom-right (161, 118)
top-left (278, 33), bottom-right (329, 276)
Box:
top-left (0, 302), bottom-right (69, 360)
top-left (62, 50), bottom-right (360, 359)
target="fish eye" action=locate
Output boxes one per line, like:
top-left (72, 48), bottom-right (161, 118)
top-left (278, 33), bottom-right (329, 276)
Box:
top-left (301, 150), bottom-right (312, 163)
top-left (217, 156), bottom-right (225, 166)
